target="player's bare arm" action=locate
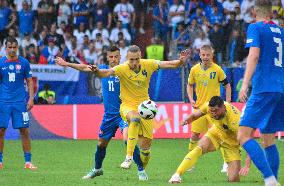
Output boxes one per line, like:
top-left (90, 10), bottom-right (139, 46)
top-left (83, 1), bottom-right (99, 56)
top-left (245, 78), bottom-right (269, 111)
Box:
top-left (26, 77), bottom-right (34, 111)
top-left (88, 65), bottom-right (115, 78)
top-left (239, 47), bottom-right (260, 103)
top-left (181, 110), bottom-right (205, 126)
top-left (55, 57), bottom-right (92, 72)
top-left (187, 84), bottom-right (197, 108)
top-left (159, 49), bottom-right (190, 69)
top-left (224, 83), bottom-right (232, 103)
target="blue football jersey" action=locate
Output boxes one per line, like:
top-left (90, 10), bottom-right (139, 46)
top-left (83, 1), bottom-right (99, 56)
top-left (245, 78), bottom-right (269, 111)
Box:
top-left (245, 21), bottom-right (284, 94)
top-left (99, 64), bottom-right (121, 115)
top-left (0, 56), bottom-right (32, 103)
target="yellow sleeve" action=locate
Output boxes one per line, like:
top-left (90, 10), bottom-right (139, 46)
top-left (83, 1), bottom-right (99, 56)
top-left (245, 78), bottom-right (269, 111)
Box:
top-left (228, 106), bottom-right (240, 133)
top-left (188, 68), bottom-right (195, 85)
top-left (146, 59), bottom-right (160, 72)
top-left (199, 102), bottom-right (209, 115)
top-left (218, 67), bottom-right (226, 82)
top-left (112, 64), bottom-right (124, 78)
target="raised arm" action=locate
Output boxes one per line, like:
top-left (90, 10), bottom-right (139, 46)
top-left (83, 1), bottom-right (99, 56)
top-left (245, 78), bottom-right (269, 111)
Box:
top-left (159, 49), bottom-right (190, 69)
top-left (88, 65), bottom-right (115, 78)
top-left (55, 57), bottom-right (92, 72)
top-left (181, 110), bottom-right (205, 126)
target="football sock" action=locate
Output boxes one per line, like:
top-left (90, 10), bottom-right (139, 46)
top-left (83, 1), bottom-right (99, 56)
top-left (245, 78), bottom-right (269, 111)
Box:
top-left (127, 119), bottom-right (140, 157)
top-left (24, 152), bottom-right (31, 163)
top-left (188, 140), bottom-right (198, 151)
top-left (125, 141), bottom-right (144, 171)
top-left (176, 146), bottom-right (202, 175)
top-left (242, 139), bottom-right (274, 178)
top-left (95, 145), bottom-right (106, 169)
top-left (0, 152), bottom-right (2, 162)
top-left (265, 144), bottom-right (279, 179)
top-left (140, 148), bottom-right (151, 168)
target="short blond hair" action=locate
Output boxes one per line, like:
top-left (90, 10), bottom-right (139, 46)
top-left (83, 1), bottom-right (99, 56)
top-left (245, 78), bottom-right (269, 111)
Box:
top-left (254, 0), bottom-right (272, 17)
top-left (200, 45), bottom-right (214, 53)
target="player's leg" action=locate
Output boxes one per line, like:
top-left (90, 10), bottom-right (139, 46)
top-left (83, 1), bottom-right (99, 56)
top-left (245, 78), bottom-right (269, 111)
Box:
top-left (82, 137), bottom-right (108, 179)
top-left (122, 127), bottom-right (143, 171)
top-left (12, 104), bottom-right (36, 170)
top-left (262, 134), bottom-right (279, 180)
top-left (169, 135), bottom-right (216, 184)
top-left (227, 160), bottom-right (241, 182)
top-left (238, 93), bottom-right (281, 185)
top-left (137, 135), bottom-right (152, 181)
top-left (121, 110), bottom-right (140, 168)
top-left (0, 103), bottom-right (10, 169)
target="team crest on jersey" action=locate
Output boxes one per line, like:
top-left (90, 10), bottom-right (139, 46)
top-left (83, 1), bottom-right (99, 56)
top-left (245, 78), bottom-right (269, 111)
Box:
top-left (114, 76), bottom-right (120, 82)
top-left (9, 65), bottom-right (14, 70)
top-left (142, 69), bottom-right (147, 77)
top-left (16, 64), bottom-right (21, 70)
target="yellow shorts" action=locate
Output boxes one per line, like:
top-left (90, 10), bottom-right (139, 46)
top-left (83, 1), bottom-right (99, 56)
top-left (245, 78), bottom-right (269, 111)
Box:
top-left (205, 127), bottom-right (241, 163)
top-left (191, 109), bottom-right (212, 133)
top-left (120, 103), bottom-right (153, 139)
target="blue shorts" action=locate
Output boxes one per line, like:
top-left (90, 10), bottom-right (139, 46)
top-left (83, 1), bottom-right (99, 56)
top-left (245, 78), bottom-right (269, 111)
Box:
top-left (99, 114), bottom-right (128, 140)
top-left (0, 102), bottom-right (29, 129)
top-left (240, 92), bottom-right (284, 133)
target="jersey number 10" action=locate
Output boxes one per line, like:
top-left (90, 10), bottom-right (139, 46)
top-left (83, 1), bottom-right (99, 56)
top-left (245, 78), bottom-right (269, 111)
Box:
top-left (273, 37), bottom-right (283, 67)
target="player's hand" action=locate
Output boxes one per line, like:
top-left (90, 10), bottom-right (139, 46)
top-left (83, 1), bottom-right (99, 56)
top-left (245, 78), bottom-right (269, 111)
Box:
top-left (55, 57), bottom-right (68, 67)
top-left (238, 84), bottom-right (248, 103)
top-left (27, 98), bottom-right (34, 111)
top-left (189, 100), bottom-right (198, 109)
top-left (239, 166), bottom-right (250, 176)
top-left (179, 49), bottom-right (191, 64)
top-left (88, 64), bottom-right (99, 72)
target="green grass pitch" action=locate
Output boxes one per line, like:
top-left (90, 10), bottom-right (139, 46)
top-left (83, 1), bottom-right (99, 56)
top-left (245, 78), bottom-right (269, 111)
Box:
top-left (0, 139), bottom-right (283, 186)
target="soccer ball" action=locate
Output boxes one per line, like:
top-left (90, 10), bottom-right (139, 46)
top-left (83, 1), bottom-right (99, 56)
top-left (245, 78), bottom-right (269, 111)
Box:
top-left (138, 100), bottom-right (158, 119)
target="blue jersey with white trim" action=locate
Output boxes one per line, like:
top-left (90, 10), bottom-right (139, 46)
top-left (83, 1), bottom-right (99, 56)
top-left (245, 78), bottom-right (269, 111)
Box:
top-left (245, 21), bottom-right (284, 94)
top-left (99, 64), bottom-right (121, 115)
top-left (0, 56), bottom-right (32, 103)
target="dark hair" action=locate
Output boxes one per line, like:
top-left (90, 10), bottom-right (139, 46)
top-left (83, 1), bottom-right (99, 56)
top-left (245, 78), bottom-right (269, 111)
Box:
top-left (5, 37), bottom-right (18, 46)
top-left (208, 96), bottom-right (224, 107)
top-left (106, 45), bottom-right (120, 52)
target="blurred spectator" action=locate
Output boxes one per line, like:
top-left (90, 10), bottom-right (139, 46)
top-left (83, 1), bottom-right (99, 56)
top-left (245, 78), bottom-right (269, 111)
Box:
top-left (192, 31), bottom-right (211, 51)
top-left (91, 21), bottom-right (109, 42)
top-left (207, 4), bottom-right (223, 25)
top-left (187, 19), bottom-right (202, 44)
top-left (73, 22), bottom-right (91, 49)
top-left (146, 37), bottom-right (165, 60)
top-left (132, 0), bottom-right (147, 34)
top-left (41, 37), bottom-right (59, 64)
top-left (222, 0), bottom-right (240, 16)
top-left (204, 0), bottom-right (223, 17)
top-left (21, 33), bottom-right (37, 57)
top-left (209, 23), bottom-right (224, 65)
top-left (188, 7), bottom-right (204, 25)
top-left (118, 39), bottom-right (128, 64)
top-left (240, 0), bottom-right (255, 28)
top-left (94, 32), bottom-right (109, 53)
top-left (37, 0), bottom-right (55, 30)
top-left (64, 31), bottom-right (73, 51)
top-left (45, 23), bottom-right (65, 48)
top-left (187, 0), bottom-right (204, 15)
top-left (169, 0), bottom-right (185, 27)
top-left (56, 21), bottom-right (67, 35)
top-left (0, 0), bottom-right (15, 43)
top-left (55, 0), bottom-right (71, 26)
top-left (37, 84), bottom-right (56, 104)
top-left (3, 28), bottom-right (20, 45)
top-left (26, 44), bottom-right (39, 64)
top-left (272, 0), bottom-right (284, 17)
top-left (72, 0), bottom-right (89, 28)
top-left (83, 42), bottom-right (98, 64)
top-left (81, 34), bottom-right (90, 50)
top-left (14, 0), bottom-right (32, 11)
top-left (152, 0), bottom-right (169, 42)
top-left (113, 0), bottom-right (136, 32)
top-left (272, 10), bottom-right (280, 25)
top-left (173, 23), bottom-right (190, 53)
top-left (18, 0), bottom-right (38, 36)
top-left (228, 29), bottom-right (246, 66)
top-left (68, 36), bottom-right (86, 64)
top-left (89, 0), bottom-right (112, 30)
top-left (109, 20), bottom-right (131, 44)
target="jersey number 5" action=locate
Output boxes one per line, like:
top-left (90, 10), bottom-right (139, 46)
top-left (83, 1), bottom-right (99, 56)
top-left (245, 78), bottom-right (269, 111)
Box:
top-left (273, 37), bottom-right (283, 67)
top-left (108, 81), bottom-right (114, 91)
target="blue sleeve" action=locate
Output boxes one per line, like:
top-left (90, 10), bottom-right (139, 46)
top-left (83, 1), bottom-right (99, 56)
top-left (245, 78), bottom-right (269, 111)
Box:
top-left (24, 60), bottom-right (32, 78)
top-left (245, 23), bottom-right (260, 48)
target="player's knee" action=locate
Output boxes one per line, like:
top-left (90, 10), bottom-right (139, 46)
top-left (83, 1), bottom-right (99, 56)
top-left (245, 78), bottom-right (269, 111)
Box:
top-left (237, 132), bottom-right (249, 145)
top-left (130, 117), bottom-right (141, 124)
top-left (19, 128), bottom-right (29, 136)
top-left (191, 133), bottom-right (200, 141)
top-left (98, 139), bottom-right (108, 148)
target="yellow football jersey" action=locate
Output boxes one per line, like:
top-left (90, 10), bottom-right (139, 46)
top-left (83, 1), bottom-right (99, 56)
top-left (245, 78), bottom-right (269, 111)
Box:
top-left (200, 102), bottom-right (240, 146)
top-left (112, 59), bottom-right (159, 107)
top-left (188, 63), bottom-right (226, 108)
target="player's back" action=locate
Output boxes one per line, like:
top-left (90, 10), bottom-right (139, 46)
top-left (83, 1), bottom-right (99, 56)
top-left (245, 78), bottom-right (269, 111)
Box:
top-left (100, 64), bottom-right (121, 116)
top-left (246, 21), bottom-right (284, 94)
top-left (0, 56), bottom-right (31, 103)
